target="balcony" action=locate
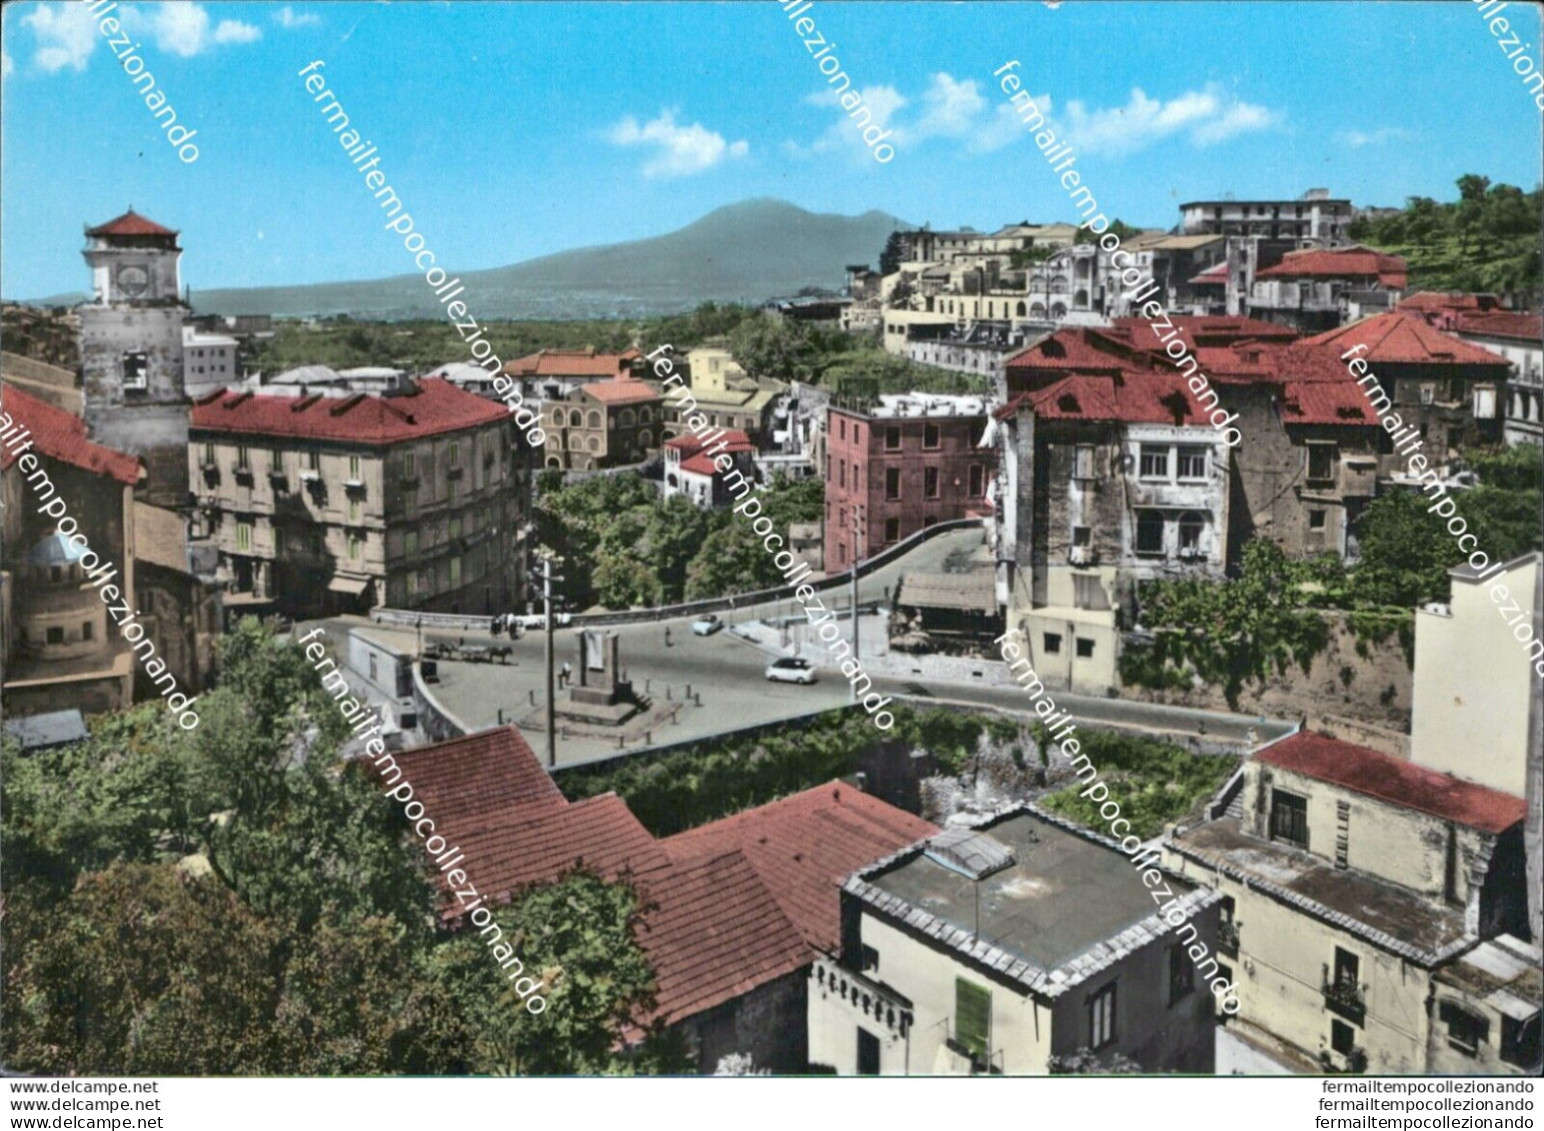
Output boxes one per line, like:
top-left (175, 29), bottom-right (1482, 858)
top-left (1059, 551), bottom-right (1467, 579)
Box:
top-left (446, 465), bottom-right (464, 480)
top-left (1217, 919), bottom-right (1240, 956)
top-left (268, 468), bottom-right (290, 492)
top-left (1320, 1045), bottom-right (1368, 1075)
top-left (1322, 973), bottom-right (1367, 1024)
top-left (233, 464), bottom-right (254, 485)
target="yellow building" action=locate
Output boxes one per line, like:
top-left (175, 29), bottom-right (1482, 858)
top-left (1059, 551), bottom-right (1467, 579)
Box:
top-left (1165, 731), bottom-right (1531, 1074)
top-left (809, 806), bottom-right (1222, 1075)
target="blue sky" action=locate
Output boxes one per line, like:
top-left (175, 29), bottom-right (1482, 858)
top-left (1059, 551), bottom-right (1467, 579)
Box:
top-left (2, 0), bottom-right (1541, 298)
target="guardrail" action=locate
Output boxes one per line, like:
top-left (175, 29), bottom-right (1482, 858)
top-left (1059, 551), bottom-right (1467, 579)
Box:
top-left (369, 515), bottom-right (985, 633)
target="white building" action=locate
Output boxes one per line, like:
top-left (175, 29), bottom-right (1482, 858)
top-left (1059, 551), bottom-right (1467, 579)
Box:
top-left (181, 325), bottom-right (239, 396)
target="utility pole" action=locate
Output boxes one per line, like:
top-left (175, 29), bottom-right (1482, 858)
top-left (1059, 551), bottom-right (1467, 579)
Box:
top-left (850, 503), bottom-right (864, 703)
top-left (543, 557), bottom-right (557, 769)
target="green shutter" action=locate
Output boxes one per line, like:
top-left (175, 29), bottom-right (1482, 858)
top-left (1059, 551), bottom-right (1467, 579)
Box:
top-left (955, 978), bottom-right (991, 1058)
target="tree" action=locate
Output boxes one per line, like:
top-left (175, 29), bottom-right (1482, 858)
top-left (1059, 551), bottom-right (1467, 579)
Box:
top-left (878, 231), bottom-right (906, 275)
top-left (727, 314), bottom-right (818, 381)
top-left (425, 869), bottom-right (684, 1075)
top-left (684, 520), bottom-right (787, 599)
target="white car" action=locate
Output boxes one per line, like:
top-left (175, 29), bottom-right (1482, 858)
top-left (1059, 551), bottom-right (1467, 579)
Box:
top-left (765, 657), bottom-right (817, 684)
top-left (691, 614), bottom-right (724, 636)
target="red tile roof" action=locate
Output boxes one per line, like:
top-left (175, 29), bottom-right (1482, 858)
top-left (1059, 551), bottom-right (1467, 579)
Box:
top-left (1299, 312), bottom-right (1512, 369)
top-left (1277, 380), bottom-right (1381, 426)
top-left (389, 726), bottom-right (567, 828)
top-left (390, 728), bottom-right (936, 1030)
top-left (580, 378), bottom-right (661, 406)
top-left (1190, 262), bottom-right (1229, 284)
top-left (87, 209), bottom-right (177, 238)
top-left (1256, 246), bottom-right (1407, 288)
top-left (1256, 732), bottom-right (1528, 834)
top-left (503, 348), bottom-right (641, 378)
top-left (995, 371), bottom-right (1210, 428)
top-left (1, 382), bottom-right (144, 485)
top-left (190, 378), bottom-right (508, 445)
top-left (1111, 315), bottom-right (1299, 354)
top-left (1399, 292), bottom-right (1504, 314)
top-left (665, 429), bottom-right (753, 454)
top-left (445, 794), bottom-right (672, 913)
top-left (1004, 328), bottom-right (1138, 377)
top-left (663, 782), bottom-right (937, 951)
top-left (635, 850), bottom-right (811, 1027)
top-left (1452, 310), bottom-right (1542, 344)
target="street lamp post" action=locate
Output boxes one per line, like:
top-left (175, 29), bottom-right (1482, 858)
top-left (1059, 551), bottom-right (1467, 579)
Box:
top-left (850, 503), bottom-right (865, 703)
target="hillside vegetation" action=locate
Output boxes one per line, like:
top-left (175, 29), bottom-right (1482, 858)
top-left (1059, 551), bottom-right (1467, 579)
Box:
top-left (1350, 175), bottom-right (1541, 302)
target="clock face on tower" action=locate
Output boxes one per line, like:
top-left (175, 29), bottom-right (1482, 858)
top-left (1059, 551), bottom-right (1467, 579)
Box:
top-left (116, 265), bottom-right (149, 299)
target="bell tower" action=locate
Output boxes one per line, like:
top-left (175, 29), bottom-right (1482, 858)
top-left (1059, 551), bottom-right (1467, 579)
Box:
top-left (78, 208), bottom-right (191, 509)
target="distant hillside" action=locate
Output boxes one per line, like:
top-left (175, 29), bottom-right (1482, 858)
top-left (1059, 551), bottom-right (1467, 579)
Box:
top-left (1349, 175), bottom-right (1540, 304)
top-left (180, 199), bottom-right (908, 321)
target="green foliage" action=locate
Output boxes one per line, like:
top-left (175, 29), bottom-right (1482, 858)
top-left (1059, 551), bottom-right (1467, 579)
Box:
top-left (2, 621), bottom-right (669, 1076)
top-left (1038, 731), bottom-right (1239, 840)
top-left (1073, 219), bottom-right (1142, 246)
top-left (425, 870), bottom-right (686, 1076)
top-left (560, 705), bottom-right (1014, 836)
top-left (538, 472), bottom-right (824, 607)
top-left (1348, 176), bottom-right (1541, 302)
top-left (1464, 443), bottom-right (1543, 492)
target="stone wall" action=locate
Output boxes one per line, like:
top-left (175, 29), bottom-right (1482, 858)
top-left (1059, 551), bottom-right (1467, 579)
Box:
top-left (1121, 611), bottom-right (1413, 730)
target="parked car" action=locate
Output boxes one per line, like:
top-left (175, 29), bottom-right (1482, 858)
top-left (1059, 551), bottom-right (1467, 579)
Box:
top-left (691, 614), bottom-right (724, 636)
top-left (765, 657), bottom-right (817, 684)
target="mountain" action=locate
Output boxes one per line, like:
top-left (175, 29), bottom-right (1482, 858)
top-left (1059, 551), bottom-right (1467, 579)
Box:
top-left (180, 199), bottom-right (909, 321)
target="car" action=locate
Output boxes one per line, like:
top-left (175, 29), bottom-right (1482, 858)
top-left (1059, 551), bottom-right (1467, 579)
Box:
top-left (765, 656), bottom-right (817, 684)
top-left (511, 612), bottom-right (571, 630)
top-left (691, 614), bottom-right (724, 636)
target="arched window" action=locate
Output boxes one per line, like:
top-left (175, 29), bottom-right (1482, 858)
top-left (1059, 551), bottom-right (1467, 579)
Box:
top-left (1074, 288), bottom-right (1090, 308)
top-left (1030, 302), bottom-right (1046, 318)
top-left (587, 410), bottom-right (601, 429)
top-left (1017, 301), bottom-right (1027, 317)
top-left (1179, 512), bottom-right (1205, 553)
top-left (1051, 302), bottom-right (1068, 319)
top-left (619, 408), bottom-right (636, 427)
top-left (639, 429), bottom-right (653, 448)
top-left (587, 436), bottom-right (601, 453)
top-left (568, 410), bottom-right (582, 428)
top-left (546, 456), bottom-right (563, 469)
top-left (639, 406), bottom-right (653, 423)
top-left (548, 407), bottom-right (564, 426)
top-left (666, 473), bottom-right (678, 489)
top-left (569, 434), bottom-right (583, 450)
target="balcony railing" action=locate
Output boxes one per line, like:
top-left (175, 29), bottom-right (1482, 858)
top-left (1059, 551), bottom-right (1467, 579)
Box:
top-left (1217, 920), bottom-right (1240, 955)
top-left (1322, 973), bottom-right (1366, 1022)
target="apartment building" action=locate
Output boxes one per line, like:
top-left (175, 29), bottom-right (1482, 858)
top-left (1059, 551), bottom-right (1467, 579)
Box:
top-left (502, 347), bottom-right (642, 408)
top-left (1164, 731), bottom-right (1532, 1074)
top-left (541, 377), bottom-right (662, 471)
top-left (991, 368), bottom-right (1230, 693)
top-left (809, 806), bottom-right (1222, 1075)
top-left (181, 325), bottom-right (240, 397)
top-left (190, 378), bottom-right (525, 618)
top-left (1179, 189), bottom-right (1353, 245)
top-left (823, 393), bottom-right (992, 570)
top-left (1250, 246), bottom-right (1409, 332)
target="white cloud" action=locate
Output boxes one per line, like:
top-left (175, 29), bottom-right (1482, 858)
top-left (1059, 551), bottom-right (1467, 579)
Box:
top-left (2, 50), bottom-right (15, 80)
top-left (22, 3), bottom-right (99, 73)
top-left (607, 110), bottom-right (748, 178)
top-left (1337, 126), bottom-right (1414, 149)
top-left (1061, 84), bottom-right (1278, 155)
top-left (914, 73), bottom-right (985, 140)
top-left (792, 84), bottom-right (906, 162)
top-left (274, 6), bottom-right (321, 29)
top-left (119, 3), bottom-right (261, 57)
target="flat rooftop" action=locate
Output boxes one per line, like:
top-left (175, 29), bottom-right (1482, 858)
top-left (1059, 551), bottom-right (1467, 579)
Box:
top-left (868, 812), bottom-right (1194, 974)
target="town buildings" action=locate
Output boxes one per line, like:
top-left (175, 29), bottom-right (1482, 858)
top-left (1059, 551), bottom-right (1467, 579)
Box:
top-left (809, 806), bottom-right (1222, 1074)
top-left (77, 209), bottom-right (192, 510)
top-left (823, 393), bottom-right (992, 570)
top-left (541, 376), bottom-right (662, 472)
top-left (1164, 731), bottom-right (1536, 1075)
top-left (663, 429), bottom-right (756, 508)
top-left (1, 383), bottom-right (143, 718)
top-left (502, 347), bottom-right (642, 408)
top-left (1401, 296), bottom-right (1544, 447)
top-left (386, 725), bottom-right (936, 1073)
top-left (190, 378), bottom-right (525, 618)
top-left (181, 325), bottom-right (240, 397)
top-left (990, 363), bottom-right (1231, 693)
top-left (654, 344), bottom-right (782, 448)
top-left (1179, 190), bottom-right (1353, 244)
top-left (1250, 246), bottom-right (1409, 332)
